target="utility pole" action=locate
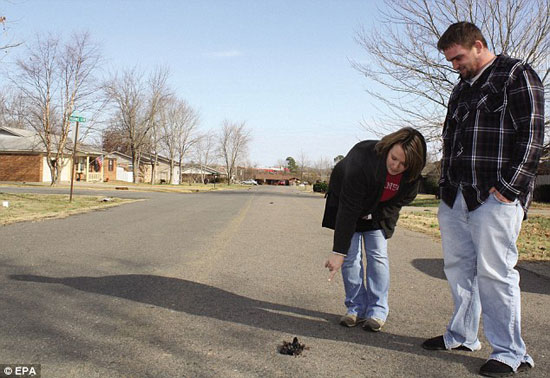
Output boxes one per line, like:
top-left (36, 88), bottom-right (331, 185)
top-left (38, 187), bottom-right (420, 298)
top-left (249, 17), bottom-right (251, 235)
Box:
top-left (68, 115), bottom-right (86, 202)
top-left (69, 120), bottom-right (80, 202)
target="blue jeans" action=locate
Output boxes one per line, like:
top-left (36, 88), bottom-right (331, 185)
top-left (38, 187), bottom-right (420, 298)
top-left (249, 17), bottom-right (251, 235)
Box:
top-left (341, 230), bottom-right (389, 321)
top-left (439, 190), bottom-right (534, 370)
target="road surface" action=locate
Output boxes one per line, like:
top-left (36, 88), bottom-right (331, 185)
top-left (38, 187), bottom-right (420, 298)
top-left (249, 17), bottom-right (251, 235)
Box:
top-left (0, 185), bottom-right (548, 377)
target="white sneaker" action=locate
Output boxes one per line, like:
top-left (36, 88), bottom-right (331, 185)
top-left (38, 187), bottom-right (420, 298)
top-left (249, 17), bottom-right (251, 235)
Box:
top-left (363, 317), bottom-right (385, 332)
top-left (339, 313), bottom-right (367, 327)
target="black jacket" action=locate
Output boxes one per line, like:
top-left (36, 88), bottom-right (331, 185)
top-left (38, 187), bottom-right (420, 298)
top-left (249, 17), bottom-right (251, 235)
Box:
top-left (322, 140), bottom-right (420, 254)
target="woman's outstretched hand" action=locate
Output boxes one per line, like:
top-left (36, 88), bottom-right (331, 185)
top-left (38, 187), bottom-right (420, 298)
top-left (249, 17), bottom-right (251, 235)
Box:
top-left (325, 253), bottom-right (345, 281)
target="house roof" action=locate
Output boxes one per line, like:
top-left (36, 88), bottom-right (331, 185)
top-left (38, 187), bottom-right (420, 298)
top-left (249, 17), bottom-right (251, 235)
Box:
top-left (140, 152), bottom-right (173, 165)
top-left (0, 126), bottom-right (37, 138)
top-left (182, 164), bottom-right (223, 175)
top-left (0, 126), bottom-right (49, 153)
top-left (108, 151), bottom-right (183, 167)
top-left (0, 126), bottom-right (105, 156)
top-left (109, 151), bottom-right (132, 163)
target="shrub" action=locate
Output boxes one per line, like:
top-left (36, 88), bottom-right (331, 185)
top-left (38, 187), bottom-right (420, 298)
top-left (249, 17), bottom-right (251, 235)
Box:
top-left (313, 181), bottom-right (328, 193)
top-left (421, 177), bottom-right (439, 195)
top-left (533, 185), bottom-right (550, 203)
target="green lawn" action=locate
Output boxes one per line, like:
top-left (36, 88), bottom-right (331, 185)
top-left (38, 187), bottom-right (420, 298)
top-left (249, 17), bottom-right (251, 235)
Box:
top-left (0, 192), bottom-right (138, 225)
top-left (400, 199), bottom-right (550, 261)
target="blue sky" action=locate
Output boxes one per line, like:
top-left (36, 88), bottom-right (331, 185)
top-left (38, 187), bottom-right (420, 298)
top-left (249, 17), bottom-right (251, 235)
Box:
top-left (2, 0), bottom-right (383, 166)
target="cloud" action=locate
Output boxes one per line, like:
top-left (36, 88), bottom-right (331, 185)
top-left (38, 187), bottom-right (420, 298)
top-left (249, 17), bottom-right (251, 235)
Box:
top-left (205, 50), bottom-right (243, 58)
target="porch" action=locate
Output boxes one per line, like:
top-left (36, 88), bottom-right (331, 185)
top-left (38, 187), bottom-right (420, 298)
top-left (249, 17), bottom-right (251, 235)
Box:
top-left (75, 156), bottom-right (104, 182)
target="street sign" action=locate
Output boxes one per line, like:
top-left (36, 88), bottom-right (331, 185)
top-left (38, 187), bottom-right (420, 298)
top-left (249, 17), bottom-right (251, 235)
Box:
top-left (69, 116), bottom-right (86, 122)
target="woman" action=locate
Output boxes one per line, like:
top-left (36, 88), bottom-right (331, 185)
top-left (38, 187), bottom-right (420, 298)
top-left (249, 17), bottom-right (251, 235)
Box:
top-left (323, 127), bottom-right (426, 332)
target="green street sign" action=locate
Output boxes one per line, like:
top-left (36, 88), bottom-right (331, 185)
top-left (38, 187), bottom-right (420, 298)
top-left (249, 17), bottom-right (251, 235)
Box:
top-left (69, 116), bottom-right (86, 122)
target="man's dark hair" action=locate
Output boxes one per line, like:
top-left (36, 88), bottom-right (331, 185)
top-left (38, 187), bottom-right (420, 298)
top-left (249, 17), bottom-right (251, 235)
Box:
top-left (437, 22), bottom-right (488, 51)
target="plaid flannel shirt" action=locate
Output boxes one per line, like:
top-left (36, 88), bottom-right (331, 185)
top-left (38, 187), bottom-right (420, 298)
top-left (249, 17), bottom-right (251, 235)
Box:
top-left (440, 55), bottom-right (545, 213)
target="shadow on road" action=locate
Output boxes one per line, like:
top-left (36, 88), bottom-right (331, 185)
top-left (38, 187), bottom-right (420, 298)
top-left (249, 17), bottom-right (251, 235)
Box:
top-left (9, 273), bottom-right (485, 372)
top-left (411, 258), bottom-right (446, 281)
top-left (412, 258), bottom-right (550, 295)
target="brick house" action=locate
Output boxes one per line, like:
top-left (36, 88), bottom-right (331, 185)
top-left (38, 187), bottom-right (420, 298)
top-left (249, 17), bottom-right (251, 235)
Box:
top-left (253, 171), bottom-right (299, 185)
top-left (0, 126), bottom-right (113, 183)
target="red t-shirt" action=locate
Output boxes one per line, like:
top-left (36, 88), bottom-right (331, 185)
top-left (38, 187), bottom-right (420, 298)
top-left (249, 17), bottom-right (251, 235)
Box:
top-left (380, 173), bottom-right (402, 202)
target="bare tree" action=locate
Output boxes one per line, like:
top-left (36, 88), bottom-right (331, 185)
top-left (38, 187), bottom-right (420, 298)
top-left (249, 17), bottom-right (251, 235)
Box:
top-left (11, 32), bottom-right (102, 184)
top-left (297, 149), bottom-right (309, 182)
top-left (105, 66), bottom-right (171, 183)
top-left (148, 117), bottom-right (161, 185)
top-left (101, 123), bottom-right (130, 154)
top-left (0, 88), bottom-right (25, 128)
top-left (312, 156), bottom-right (332, 183)
top-left (193, 130), bottom-right (216, 184)
top-left (147, 67), bottom-right (173, 184)
top-left (162, 98), bottom-right (200, 184)
top-left (218, 120), bottom-right (251, 185)
top-left (0, 13), bottom-right (22, 54)
top-left (353, 0), bottom-right (550, 149)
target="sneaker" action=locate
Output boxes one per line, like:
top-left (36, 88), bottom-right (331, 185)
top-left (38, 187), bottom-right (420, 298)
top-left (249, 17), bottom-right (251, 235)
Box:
top-left (421, 335), bottom-right (475, 351)
top-left (362, 317), bottom-right (385, 332)
top-left (479, 359), bottom-right (531, 377)
top-left (339, 314), bottom-right (366, 327)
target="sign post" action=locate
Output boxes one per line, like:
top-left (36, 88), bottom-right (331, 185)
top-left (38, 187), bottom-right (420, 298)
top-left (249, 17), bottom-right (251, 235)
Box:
top-left (69, 115), bottom-right (86, 202)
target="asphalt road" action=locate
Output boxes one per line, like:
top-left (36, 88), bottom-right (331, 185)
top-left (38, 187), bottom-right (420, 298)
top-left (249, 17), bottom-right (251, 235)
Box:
top-left (0, 185), bottom-right (549, 377)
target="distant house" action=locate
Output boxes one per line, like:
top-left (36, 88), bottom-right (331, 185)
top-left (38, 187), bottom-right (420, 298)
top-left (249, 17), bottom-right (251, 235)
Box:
top-left (109, 151), bottom-right (180, 184)
top-left (108, 151), bottom-right (134, 183)
top-left (253, 171), bottom-right (299, 185)
top-left (535, 150), bottom-right (550, 187)
top-left (140, 153), bottom-right (180, 184)
top-left (0, 126), bottom-right (111, 183)
top-left (181, 164), bottom-right (224, 183)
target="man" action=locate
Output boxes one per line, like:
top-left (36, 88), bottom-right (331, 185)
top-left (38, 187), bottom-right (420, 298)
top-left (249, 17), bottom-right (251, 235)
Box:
top-left (422, 22), bottom-right (545, 377)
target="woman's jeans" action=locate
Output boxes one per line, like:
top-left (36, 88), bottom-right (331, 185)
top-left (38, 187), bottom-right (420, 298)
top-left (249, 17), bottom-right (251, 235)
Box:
top-left (341, 230), bottom-right (389, 321)
top-left (439, 189), bottom-right (534, 370)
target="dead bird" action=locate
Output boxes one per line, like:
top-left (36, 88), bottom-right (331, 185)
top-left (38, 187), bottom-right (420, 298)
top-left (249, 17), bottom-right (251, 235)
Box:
top-left (278, 337), bottom-right (308, 356)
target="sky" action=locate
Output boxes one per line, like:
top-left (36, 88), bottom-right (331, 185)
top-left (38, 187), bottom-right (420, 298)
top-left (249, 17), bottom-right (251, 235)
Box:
top-left (2, 0), bottom-right (384, 167)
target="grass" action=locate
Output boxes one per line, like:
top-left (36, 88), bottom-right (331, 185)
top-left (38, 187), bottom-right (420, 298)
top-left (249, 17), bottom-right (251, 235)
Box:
top-left (407, 194), bottom-right (441, 207)
top-left (0, 192), bottom-right (139, 225)
top-left (517, 216), bottom-right (550, 260)
top-left (0, 181), bottom-right (249, 194)
top-left (400, 195), bottom-right (550, 261)
top-left (409, 193), bottom-right (550, 210)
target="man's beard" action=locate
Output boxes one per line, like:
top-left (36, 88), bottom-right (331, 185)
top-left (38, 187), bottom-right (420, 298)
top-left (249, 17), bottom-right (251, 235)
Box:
top-left (459, 66), bottom-right (477, 80)
top-left (458, 57), bottom-right (481, 80)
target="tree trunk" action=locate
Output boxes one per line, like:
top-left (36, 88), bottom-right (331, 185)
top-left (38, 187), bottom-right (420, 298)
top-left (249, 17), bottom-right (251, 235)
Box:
top-left (132, 148), bottom-right (140, 184)
top-left (199, 162), bottom-right (205, 184)
top-left (178, 160), bottom-right (183, 185)
top-left (169, 159), bottom-right (174, 184)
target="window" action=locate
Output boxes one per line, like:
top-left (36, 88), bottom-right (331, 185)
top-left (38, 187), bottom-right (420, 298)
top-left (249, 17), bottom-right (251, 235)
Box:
top-left (108, 159), bottom-right (114, 171)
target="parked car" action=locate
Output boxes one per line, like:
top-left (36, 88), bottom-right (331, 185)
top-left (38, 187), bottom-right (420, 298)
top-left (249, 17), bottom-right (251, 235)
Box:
top-left (242, 179), bottom-right (258, 185)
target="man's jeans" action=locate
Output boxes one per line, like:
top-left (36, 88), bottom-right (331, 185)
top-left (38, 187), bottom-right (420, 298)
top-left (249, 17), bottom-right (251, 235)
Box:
top-left (439, 190), bottom-right (534, 370)
top-left (341, 230), bottom-right (389, 321)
